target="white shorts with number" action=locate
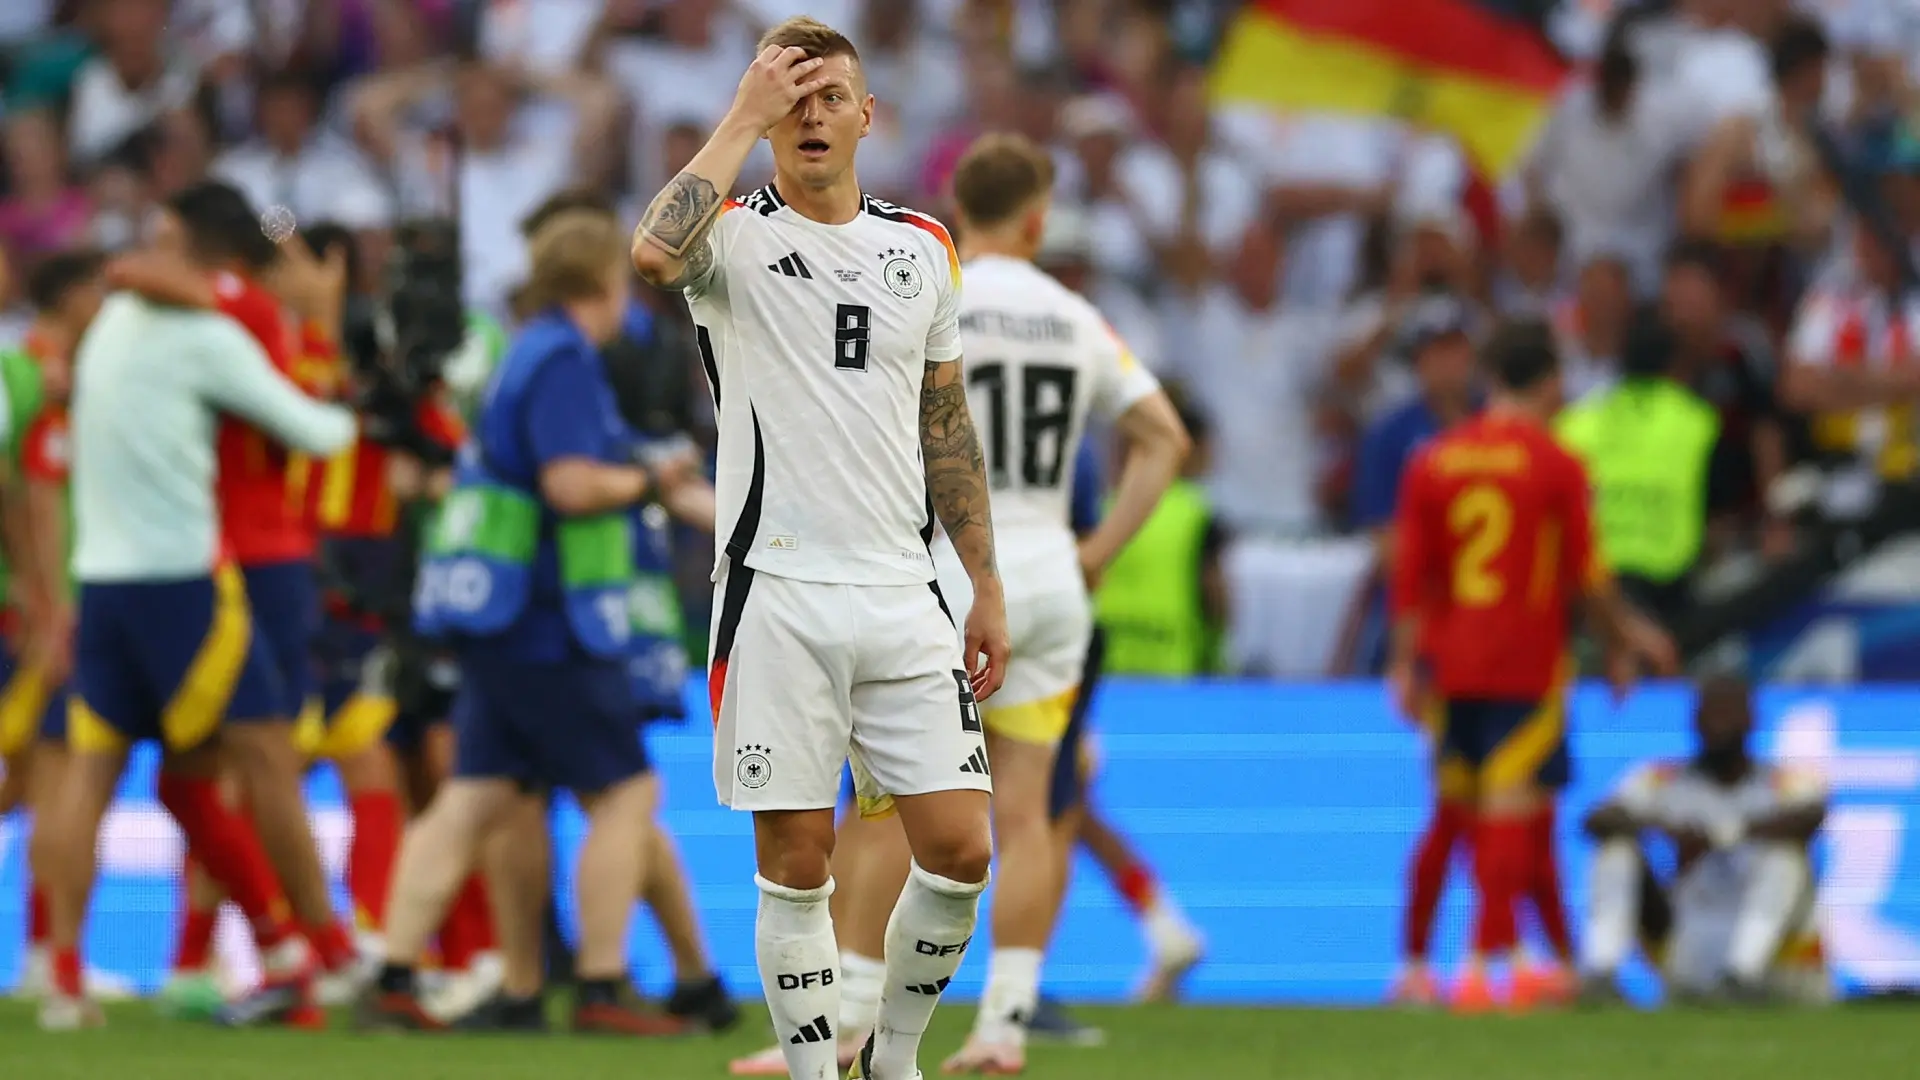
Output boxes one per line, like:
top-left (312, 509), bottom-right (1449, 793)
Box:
top-left (708, 559), bottom-right (993, 814)
top-left (935, 543), bottom-right (1091, 743)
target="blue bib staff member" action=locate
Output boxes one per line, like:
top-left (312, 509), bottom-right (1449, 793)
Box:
top-left (365, 211), bottom-right (680, 1034)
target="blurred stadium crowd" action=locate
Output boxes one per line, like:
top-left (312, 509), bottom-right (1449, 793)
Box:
top-left (0, 0), bottom-right (1914, 677)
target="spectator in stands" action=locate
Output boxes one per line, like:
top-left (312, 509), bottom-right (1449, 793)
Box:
top-left (66, 0), bottom-right (202, 168)
top-left (1558, 308), bottom-right (1721, 625)
top-left (1493, 209), bottom-right (1568, 318)
top-left (1526, 21), bottom-right (1692, 296)
top-left (1554, 254), bottom-right (1636, 402)
top-left (1179, 218), bottom-right (1338, 536)
top-left (0, 110), bottom-right (93, 270)
top-left (1660, 241), bottom-right (1793, 558)
top-left (1780, 222), bottom-right (1920, 520)
top-left (213, 69), bottom-right (394, 236)
top-left (351, 60), bottom-right (622, 317)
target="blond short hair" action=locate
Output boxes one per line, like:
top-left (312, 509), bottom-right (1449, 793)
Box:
top-left (520, 210), bottom-right (625, 311)
top-left (758, 16), bottom-right (860, 65)
top-left (951, 133), bottom-right (1055, 229)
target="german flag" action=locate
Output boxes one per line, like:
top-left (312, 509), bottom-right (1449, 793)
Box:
top-left (1211, 0), bottom-right (1570, 177)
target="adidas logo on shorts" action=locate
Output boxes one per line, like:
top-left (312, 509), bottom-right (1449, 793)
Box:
top-left (959, 747), bottom-right (991, 776)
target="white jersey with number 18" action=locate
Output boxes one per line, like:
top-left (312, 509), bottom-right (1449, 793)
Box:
top-left (947, 254), bottom-right (1160, 592)
top-left (686, 186), bottom-right (963, 588)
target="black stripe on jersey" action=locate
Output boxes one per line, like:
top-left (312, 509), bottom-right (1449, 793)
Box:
top-left (790, 252), bottom-right (813, 279)
top-left (696, 324), bottom-right (720, 409)
top-left (741, 184), bottom-right (786, 217)
top-left (722, 405), bottom-right (768, 563)
top-left (929, 580), bottom-right (954, 628)
top-left (861, 193), bottom-right (915, 224)
top-left (711, 560), bottom-right (756, 674)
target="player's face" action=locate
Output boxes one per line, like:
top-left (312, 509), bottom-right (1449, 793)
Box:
top-left (769, 55), bottom-right (870, 188)
top-left (1694, 685), bottom-right (1753, 761)
top-left (1417, 333), bottom-right (1475, 399)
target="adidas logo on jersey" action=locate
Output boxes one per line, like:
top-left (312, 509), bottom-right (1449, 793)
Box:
top-left (767, 252), bottom-right (814, 279)
top-left (959, 747), bottom-right (991, 776)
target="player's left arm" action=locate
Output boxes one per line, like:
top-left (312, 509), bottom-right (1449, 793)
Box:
top-left (921, 357), bottom-right (997, 583)
top-left (1077, 326), bottom-right (1190, 585)
top-left (1563, 451), bottom-right (1678, 676)
top-left (106, 250), bottom-right (219, 309)
top-left (1384, 455), bottom-right (1433, 674)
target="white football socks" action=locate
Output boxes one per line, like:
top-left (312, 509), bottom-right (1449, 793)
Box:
top-left (1727, 846), bottom-right (1806, 983)
top-left (1581, 840), bottom-right (1640, 977)
top-left (871, 862), bottom-right (986, 1079)
top-left (839, 950), bottom-right (885, 1038)
top-left (975, 946), bottom-right (1043, 1045)
top-left (754, 875), bottom-right (841, 1080)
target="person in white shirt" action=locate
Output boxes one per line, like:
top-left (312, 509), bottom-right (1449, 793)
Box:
top-left (31, 185), bottom-right (356, 1031)
top-left (1580, 676), bottom-right (1831, 1005)
top-left (630, 19), bottom-right (1009, 1080)
top-left (213, 70), bottom-right (395, 236)
top-left (65, 0), bottom-right (201, 167)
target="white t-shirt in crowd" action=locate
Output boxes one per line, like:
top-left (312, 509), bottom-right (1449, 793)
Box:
top-left (213, 136), bottom-right (395, 231)
top-left (687, 187), bottom-right (964, 587)
top-left (1177, 289), bottom-right (1338, 534)
top-left (1115, 142), bottom-right (1262, 257)
top-left (1530, 83), bottom-right (1694, 295)
top-left (479, 0), bottom-right (606, 75)
top-left (67, 57), bottom-right (202, 165)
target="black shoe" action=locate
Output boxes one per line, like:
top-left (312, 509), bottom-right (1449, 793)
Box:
top-left (1026, 996), bottom-right (1105, 1047)
top-left (453, 993), bottom-right (549, 1033)
top-left (665, 974), bottom-right (740, 1032)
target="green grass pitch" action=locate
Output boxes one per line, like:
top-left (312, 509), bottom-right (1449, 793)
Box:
top-left (3, 1002), bottom-right (1918, 1080)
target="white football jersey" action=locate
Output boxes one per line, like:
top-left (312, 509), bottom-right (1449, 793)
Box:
top-left (687, 186), bottom-right (963, 587)
top-left (1613, 759), bottom-right (1825, 913)
top-left (949, 254), bottom-right (1160, 590)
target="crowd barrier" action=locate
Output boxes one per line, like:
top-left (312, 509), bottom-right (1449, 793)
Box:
top-left (3, 680), bottom-right (1918, 1003)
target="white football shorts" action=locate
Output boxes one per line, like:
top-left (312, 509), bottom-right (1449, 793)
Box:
top-left (934, 545), bottom-right (1091, 743)
top-left (708, 558), bottom-right (993, 815)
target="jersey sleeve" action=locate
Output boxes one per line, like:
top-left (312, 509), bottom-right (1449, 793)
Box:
top-left (684, 200), bottom-right (746, 304)
top-left (1088, 318), bottom-right (1160, 420)
top-left (195, 315), bottom-right (356, 456)
top-left (1769, 763), bottom-right (1828, 809)
top-left (922, 222), bottom-right (963, 365)
top-left (1612, 762), bottom-right (1672, 818)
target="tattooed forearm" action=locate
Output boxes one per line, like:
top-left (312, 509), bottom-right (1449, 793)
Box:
top-left (921, 360), bottom-right (998, 581)
top-left (632, 172), bottom-right (722, 291)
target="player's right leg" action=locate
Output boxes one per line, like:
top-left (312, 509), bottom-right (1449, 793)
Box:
top-left (1451, 698), bottom-right (1562, 1013)
top-left (1579, 836), bottom-right (1670, 1005)
top-left (1513, 743), bottom-right (1576, 1009)
top-left (711, 565), bottom-right (862, 1080)
top-left (358, 658), bottom-right (526, 1031)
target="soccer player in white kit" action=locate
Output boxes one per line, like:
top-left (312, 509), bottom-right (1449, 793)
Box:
top-left (1579, 677), bottom-right (1831, 1005)
top-left (931, 135), bottom-right (1188, 1073)
top-left (631, 19), bottom-right (1009, 1080)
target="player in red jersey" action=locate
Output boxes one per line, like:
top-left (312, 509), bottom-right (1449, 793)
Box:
top-left (1388, 319), bottom-right (1675, 1013)
top-left (106, 198), bottom-right (364, 1015)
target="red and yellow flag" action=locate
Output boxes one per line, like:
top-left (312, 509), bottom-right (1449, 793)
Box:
top-left (1211, 0), bottom-right (1570, 177)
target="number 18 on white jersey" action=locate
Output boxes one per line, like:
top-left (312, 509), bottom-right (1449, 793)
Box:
top-left (951, 254), bottom-right (1160, 589)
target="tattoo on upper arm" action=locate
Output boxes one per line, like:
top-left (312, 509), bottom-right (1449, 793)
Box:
top-left (636, 172), bottom-right (721, 291)
top-left (920, 360), bottom-right (996, 575)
